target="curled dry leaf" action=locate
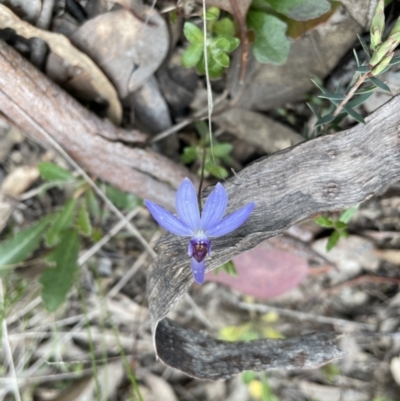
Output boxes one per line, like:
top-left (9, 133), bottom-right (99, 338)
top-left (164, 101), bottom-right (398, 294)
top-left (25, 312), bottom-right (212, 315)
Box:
top-left (0, 4), bottom-right (122, 124)
top-left (147, 94), bottom-right (400, 379)
top-left (205, 242), bottom-right (309, 299)
top-left (71, 7), bottom-right (169, 98)
top-left (0, 165), bottom-right (39, 232)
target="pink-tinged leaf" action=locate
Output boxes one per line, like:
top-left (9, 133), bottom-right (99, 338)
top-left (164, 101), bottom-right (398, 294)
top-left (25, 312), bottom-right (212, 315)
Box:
top-left (205, 241), bottom-right (308, 299)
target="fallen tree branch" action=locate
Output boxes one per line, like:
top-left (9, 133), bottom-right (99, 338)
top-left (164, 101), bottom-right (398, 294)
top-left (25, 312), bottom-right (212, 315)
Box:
top-left (148, 94), bottom-right (400, 379)
top-left (0, 40), bottom-right (197, 210)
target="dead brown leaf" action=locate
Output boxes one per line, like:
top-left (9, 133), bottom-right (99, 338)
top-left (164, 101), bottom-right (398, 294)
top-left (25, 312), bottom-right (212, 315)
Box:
top-left (0, 4), bottom-right (122, 124)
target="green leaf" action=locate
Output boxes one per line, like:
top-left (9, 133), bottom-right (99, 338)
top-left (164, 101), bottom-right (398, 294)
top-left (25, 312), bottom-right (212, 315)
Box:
top-left (318, 92), bottom-right (344, 101)
top-left (205, 161), bottom-right (228, 178)
top-left (339, 206), bottom-right (358, 224)
top-left (214, 260), bottom-right (237, 276)
top-left (333, 221), bottom-right (347, 230)
top-left (105, 185), bottom-right (141, 210)
top-left (389, 55), bottom-right (400, 65)
top-left (212, 51), bottom-right (230, 68)
top-left (242, 371), bottom-right (256, 384)
top-left (38, 162), bottom-right (74, 182)
top-left (356, 65), bottom-right (370, 73)
top-left (183, 22), bottom-right (204, 44)
top-left (76, 203), bottom-right (92, 236)
top-left (205, 6), bottom-right (220, 21)
top-left (247, 11), bottom-right (290, 65)
top-left (310, 78), bottom-right (328, 94)
top-left (343, 106), bottom-right (365, 124)
top-left (315, 113), bottom-right (335, 127)
top-left (197, 54), bottom-right (225, 79)
top-left (212, 143), bottom-right (233, 158)
top-left (40, 229), bottom-right (80, 312)
top-left (354, 85), bottom-right (376, 95)
top-left (315, 216), bottom-right (334, 228)
top-left (265, 0), bottom-right (331, 21)
top-left (357, 34), bottom-right (371, 58)
top-left (182, 43), bottom-right (204, 68)
top-left (353, 48), bottom-right (360, 67)
top-left (326, 230), bottom-right (340, 251)
top-left (0, 218), bottom-right (51, 272)
top-left (85, 189), bottom-right (101, 221)
top-left (211, 37), bottom-right (231, 53)
top-left (307, 102), bottom-right (321, 118)
top-left (226, 37), bottom-right (240, 52)
top-left (181, 146), bottom-right (198, 164)
top-left (213, 17), bottom-right (235, 37)
top-left (368, 76), bottom-right (391, 93)
top-left (46, 198), bottom-right (78, 247)
top-left (347, 92), bottom-right (374, 109)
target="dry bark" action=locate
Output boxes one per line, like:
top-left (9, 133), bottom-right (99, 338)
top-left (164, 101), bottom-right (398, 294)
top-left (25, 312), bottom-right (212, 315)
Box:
top-left (148, 94), bottom-right (400, 379)
top-left (0, 40), bottom-right (197, 210)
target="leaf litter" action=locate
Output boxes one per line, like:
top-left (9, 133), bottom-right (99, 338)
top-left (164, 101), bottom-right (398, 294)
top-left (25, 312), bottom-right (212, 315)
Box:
top-left (0, 0), bottom-right (400, 400)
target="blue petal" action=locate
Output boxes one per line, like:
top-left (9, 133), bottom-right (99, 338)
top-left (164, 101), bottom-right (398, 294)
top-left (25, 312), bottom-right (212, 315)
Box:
top-left (200, 183), bottom-right (228, 231)
top-left (188, 240), bottom-right (194, 257)
top-left (145, 200), bottom-right (193, 236)
top-left (206, 202), bottom-right (255, 237)
top-left (191, 257), bottom-right (206, 284)
top-left (175, 178), bottom-right (200, 231)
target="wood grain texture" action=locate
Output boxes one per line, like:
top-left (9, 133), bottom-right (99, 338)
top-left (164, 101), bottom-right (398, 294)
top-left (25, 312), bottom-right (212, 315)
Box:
top-left (157, 319), bottom-right (344, 380)
top-left (148, 94), bottom-right (400, 378)
top-left (0, 40), bottom-right (197, 210)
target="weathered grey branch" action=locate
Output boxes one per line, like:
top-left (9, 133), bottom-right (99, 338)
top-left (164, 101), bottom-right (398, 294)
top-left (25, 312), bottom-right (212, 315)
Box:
top-left (148, 94), bottom-right (400, 379)
top-left (157, 318), bottom-right (344, 380)
top-left (0, 40), bottom-right (197, 210)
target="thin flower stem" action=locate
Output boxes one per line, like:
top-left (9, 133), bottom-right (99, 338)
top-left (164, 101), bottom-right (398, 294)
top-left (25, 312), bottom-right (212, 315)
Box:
top-left (197, 146), bottom-right (207, 212)
top-left (333, 73), bottom-right (369, 117)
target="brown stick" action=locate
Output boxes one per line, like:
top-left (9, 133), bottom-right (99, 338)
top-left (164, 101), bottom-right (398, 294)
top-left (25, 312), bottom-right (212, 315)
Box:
top-left (0, 40), bottom-right (198, 210)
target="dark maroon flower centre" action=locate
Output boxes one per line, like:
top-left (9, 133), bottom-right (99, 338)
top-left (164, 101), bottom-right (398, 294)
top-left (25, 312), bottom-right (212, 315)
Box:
top-left (190, 239), bottom-right (210, 262)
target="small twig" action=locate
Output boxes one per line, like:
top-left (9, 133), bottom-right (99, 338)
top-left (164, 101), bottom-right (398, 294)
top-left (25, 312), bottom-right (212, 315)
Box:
top-left (333, 73), bottom-right (369, 117)
top-left (229, 0), bottom-right (249, 84)
top-left (325, 275), bottom-right (400, 295)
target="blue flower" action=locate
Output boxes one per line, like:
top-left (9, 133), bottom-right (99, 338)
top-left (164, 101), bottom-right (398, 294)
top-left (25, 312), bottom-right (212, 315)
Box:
top-left (144, 178), bottom-right (255, 284)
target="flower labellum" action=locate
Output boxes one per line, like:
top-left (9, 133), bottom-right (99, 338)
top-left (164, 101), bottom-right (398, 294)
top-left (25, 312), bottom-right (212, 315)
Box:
top-left (145, 178), bottom-right (255, 284)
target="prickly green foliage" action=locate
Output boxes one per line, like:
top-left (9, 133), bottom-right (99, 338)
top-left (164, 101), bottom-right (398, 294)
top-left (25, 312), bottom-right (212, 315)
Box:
top-left (368, 0), bottom-right (400, 71)
top-left (314, 207), bottom-right (358, 251)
